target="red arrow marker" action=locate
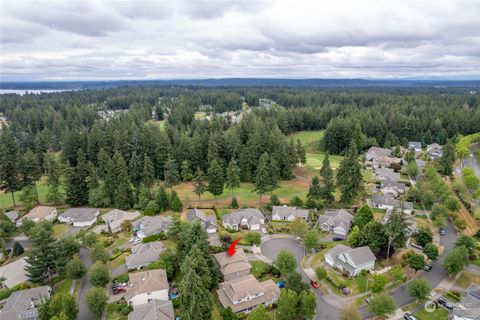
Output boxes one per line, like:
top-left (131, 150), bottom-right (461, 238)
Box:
top-left (227, 239), bottom-right (240, 256)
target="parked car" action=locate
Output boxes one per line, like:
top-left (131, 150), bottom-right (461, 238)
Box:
top-left (403, 313), bottom-right (418, 320)
top-left (439, 228), bottom-right (446, 236)
top-left (261, 227), bottom-right (267, 234)
top-left (310, 280), bottom-right (319, 289)
top-left (277, 281), bottom-right (285, 289)
top-left (424, 264), bottom-right (432, 272)
top-left (112, 287), bottom-right (126, 294)
top-left (364, 297), bottom-right (371, 304)
top-left (132, 238), bottom-right (142, 245)
top-left (332, 236), bottom-right (344, 241)
top-left (437, 297), bottom-right (454, 310)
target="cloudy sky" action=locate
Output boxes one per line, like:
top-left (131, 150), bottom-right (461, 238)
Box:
top-left (1, 0), bottom-right (480, 81)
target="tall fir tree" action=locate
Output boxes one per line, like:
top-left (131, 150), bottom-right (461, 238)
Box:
top-left (0, 128), bottom-right (21, 206)
top-left (207, 159), bottom-right (224, 201)
top-left (268, 156), bottom-right (280, 195)
top-left (225, 158), bottom-right (241, 200)
top-left (193, 167), bottom-right (207, 200)
top-left (142, 154), bottom-right (155, 187)
top-left (129, 151), bottom-right (143, 187)
top-left (164, 156), bottom-right (180, 190)
top-left (156, 185), bottom-right (169, 212)
top-left (319, 152), bottom-right (335, 203)
top-left (440, 140), bottom-right (455, 176)
top-left (112, 152), bottom-right (132, 209)
top-left (180, 160), bottom-right (193, 182)
top-left (307, 176), bottom-right (322, 202)
top-left (336, 142), bottom-right (363, 204)
top-left (96, 148), bottom-right (110, 180)
top-left (296, 139), bottom-right (307, 165)
top-left (253, 152), bottom-right (270, 202)
top-left (65, 151), bottom-right (90, 206)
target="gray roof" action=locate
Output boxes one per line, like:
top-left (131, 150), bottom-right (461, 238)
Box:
top-left (372, 194), bottom-right (413, 210)
top-left (453, 284), bottom-right (480, 319)
top-left (272, 206), bottom-right (309, 220)
top-left (1, 286), bottom-right (51, 320)
top-left (132, 216), bottom-right (171, 237)
top-left (4, 210), bottom-right (19, 222)
top-left (126, 241), bottom-right (164, 269)
top-left (102, 209), bottom-right (141, 231)
top-left (223, 208), bottom-right (264, 226)
top-left (408, 141), bottom-right (422, 149)
top-left (0, 257), bottom-right (28, 288)
top-left (375, 168), bottom-right (400, 182)
top-left (365, 147), bottom-right (392, 161)
top-left (60, 208), bottom-right (99, 222)
top-left (186, 208), bottom-right (217, 229)
top-left (128, 300), bottom-right (175, 320)
top-left (380, 180), bottom-right (406, 191)
top-left (318, 209), bottom-right (353, 230)
top-left (345, 246), bottom-right (376, 266)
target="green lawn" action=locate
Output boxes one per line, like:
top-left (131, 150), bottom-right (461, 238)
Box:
top-left (289, 130), bottom-right (343, 175)
top-left (106, 302), bottom-right (129, 320)
top-left (53, 224), bottom-right (68, 238)
top-left (413, 308), bottom-right (448, 320)
top-left (54, 278), bottom-right (73, 295)
top-left (0, 177), bottom-right (63, 209)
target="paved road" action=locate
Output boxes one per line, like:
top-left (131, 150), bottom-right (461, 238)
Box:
top-left (462, 143), bottom-right (480, 178)
top-left (261, 238), bottom-right (340, 320)
top-left (261, 221), bottom-right (457, 320)
top-left (77, 247), bottom-right (95, 320)
top-left (359, 220), bottom-right (457, 319)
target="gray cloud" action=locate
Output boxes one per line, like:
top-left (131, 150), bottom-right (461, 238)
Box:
top-left (0, 0), bottom-right (479, 80)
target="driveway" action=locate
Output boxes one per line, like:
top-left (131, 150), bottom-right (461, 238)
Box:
top-left (359, 219), bottom-right (457, 318)
top-left (261, 238), bottom-right (340, 320)
top-left (77, 247), bottom-right (95, 320)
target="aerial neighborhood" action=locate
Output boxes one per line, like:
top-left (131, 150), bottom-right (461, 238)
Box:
top-left (1, 86), bottom-right (480, 320)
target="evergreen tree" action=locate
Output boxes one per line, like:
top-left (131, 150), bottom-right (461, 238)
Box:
top-left (207, 159), bottom-right (224, 201)
top-left (296, 139), bottom-right (307, 165)
top-left (353, 205), bottom-right (374, 229)
top-left (142, 154), bottom-right (155, 187)
top-left (193, 167), bottom-right (207, 200)
top-left (319, 152), bottom-right (335, 203)
top-left (179, 266), bottom-right (212, 320)
top-left (137, 184), bottom-right (152, 209)
top-left (20, 184), bottom-right (38, 211)
top-left (225, 158), bottom-right (241, 200)
top-left (252, 152), bottom-right (270, 202)
top-left (19, 149), bottom-right (42, 200)
top-left (276, 289), bottom-right (297, 320)
top-left (0, 128), bottom-right (21, 206)
top-left (65, 151), bottom-right (90, 206)
top-left (112, 152), bottom-right (132, 209)
top-left (12, 241), bottom-right (24, 256)
top-left (156, 186), bottom-right (169, 212)
top-left (44, 152), bottom-right (63, 204)
top-left (268, 155), bottom-right (280, 195)
top-left (307, 176), bottom-right (322, 202)
top-left (164, 156), bottom-right (180, 190)
top-left (96, 148), bottom-right (110, 179)
top-left (170, 190), bottom-right (183, 212)
top-left (180, 160), bottom-right (193, 182)
top-left (298, 290), bottom-right (317, 320)
top-left (336, 142), bottom-right (363, 204)
top-left (385, 206), bottom-right (410, 261)
top-left (129, 151), bottom-right (143, 187)
top-left (85, 287), bottom-right (107, 318)
top-left (88, 181), bottom-right (110, 207)
top-left (440, 140), bottom-right (456, 175)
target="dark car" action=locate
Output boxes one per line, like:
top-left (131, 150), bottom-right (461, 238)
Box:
top-left (310, 280), bottom-right (319, 289)
top-left (112, 287), bottom-right (126, 294)
top-left (364, 297), bottom-right (371, 304)
top-left (332, 236), bottom-right (344, 241)
top-left (437, 297), bottom-right (454, 310)
top-left (424, 264), bottom-right (432, 272)
top-left (439, 228), bottom-right (446, 236)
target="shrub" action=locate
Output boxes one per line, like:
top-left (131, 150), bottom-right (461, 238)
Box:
top-left (244, 232), bottom-right (261, 245)
top-left (270, 194), bottom-right (281, 206)
top-left (142, 233), bottom-right (166, 243)
top-left (231, 197), bottom-right (239, 209)
top-left (289, 196), bottom-right (304, 207)
top-left (114, 274), bottom-right (129, 283)
top-left (315, 267), bottom-right (327, 280)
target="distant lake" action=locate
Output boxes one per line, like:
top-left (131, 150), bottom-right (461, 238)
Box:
top-left (0, 89), bottom-right (74, 95)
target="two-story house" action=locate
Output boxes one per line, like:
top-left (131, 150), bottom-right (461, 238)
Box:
top-left (214, 249), bottom-right (252, 281)
top-left (125, 269), bottom-right (169, 306)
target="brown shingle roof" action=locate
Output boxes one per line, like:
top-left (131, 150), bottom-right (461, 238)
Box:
top-left (214, 249), bottom-right (251, 277)
top-left (126, 269), bottom-right (169, 301)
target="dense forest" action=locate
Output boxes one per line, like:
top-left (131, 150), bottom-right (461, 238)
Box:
top-left (1, 85), bottom-right (479, 209)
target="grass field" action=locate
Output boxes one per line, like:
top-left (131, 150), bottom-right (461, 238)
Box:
top-left (53, 224), bottom-right (68, 238)
top-left (0, 177), bottom-right (62, 210)
top-left (289, 131), bottom-right (343, 175)
top-left (413, 308), bottom-right (448, 320)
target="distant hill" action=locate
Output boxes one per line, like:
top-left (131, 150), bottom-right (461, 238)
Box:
top-left (1, 78), bottom-right (480, 90)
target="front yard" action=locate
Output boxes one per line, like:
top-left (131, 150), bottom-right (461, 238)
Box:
top-left (413, 308), bottom-right (448, 320)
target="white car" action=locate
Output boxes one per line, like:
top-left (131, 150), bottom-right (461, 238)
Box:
top-left (132, 238), bottom-right (142, 245)
top-left (261, 227), bottom-right (267, 234)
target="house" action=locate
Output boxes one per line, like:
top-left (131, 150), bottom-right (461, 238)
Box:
top-left (318, 209), bottom-right (354, 237)
top-left (374, 168), bottom-right (400, 182)
top-left (186, 208), bottom-right (217, 233)
top-left (379, 180), bottom-right (406, 197)
top-left (408, 141), bottom-right (422, 152)
top-left (427, 143), bottom-right (443, 160)
top-left (3, 210), bottom-right (19, 223)
top-left (17, 206), bottom-right (57, 226)
top-left (125, 269), bottom-right (169, 306)
top-left (128, 300), bottom-right (175, 320)
top-left (214, 249), bottom-right (252, 281)
top-left (102, 209), bottom-right (141, 233)
top-left (372, 194), bottom-right (413, 214)
top-left (0, 257), bottom-right (28, 288)
top-left (325, 245), bottom-right (376, 276)
top-left (59, 208), bottom-right (99, 227)
top-left (271, 205), bottom-right (309, 221)
top-left (365, 147), bottom-right (392, 161)
top-left (222, 209), bottom-right (265, 231)
top-left (126, 241), bottom-right (164, 270)
top-left (0, 286), bottom-right (51, 320)
top-left (132, 216), bottom-right (171, 239)
top-left (217, 274), bottom-right (280, 313)
top-left (452, 284), bottom-right (480, 320)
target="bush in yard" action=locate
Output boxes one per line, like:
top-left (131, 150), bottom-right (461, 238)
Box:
top-left (274, 250), bottom-right (297, 275)
top-left (289, 196), bottom-right (304, 207)
top-left (251, 260), bottom-right (270, 278)
top-left (114, 274), bottom-right (129, 283)
top-left (368, 294), bottom-right (397, 318)
top-left (90, 244), bottom-right (109, 263)
top-left (454, 217), bottom-right (467, 230)
top-left (408, 254), bottom-right (426, 273)
top-left (65, 257), bottom-right (86, 280)
top-left (443, 245), bottom-right (469, 274)
top-left (142, 232), bottom-right (166, 243)
top-left (408, 278), bottom-right (431, 301)
top-left (270, 194), bottom-right (280, 206)
top-left (315, 267), bottom-right (327, 281)
top-left (12, 241), bottom-right (24, 256)
top-left (391, 265), bottom-right (405, 282)
top-left (423, 243), bottom-right (439, 260)
top-left (244, 232), bottom-right (261, 245)
top-left (414, 227), bottom-right (433, 247)
top-left (371, 274), bottom-right (388, 293)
